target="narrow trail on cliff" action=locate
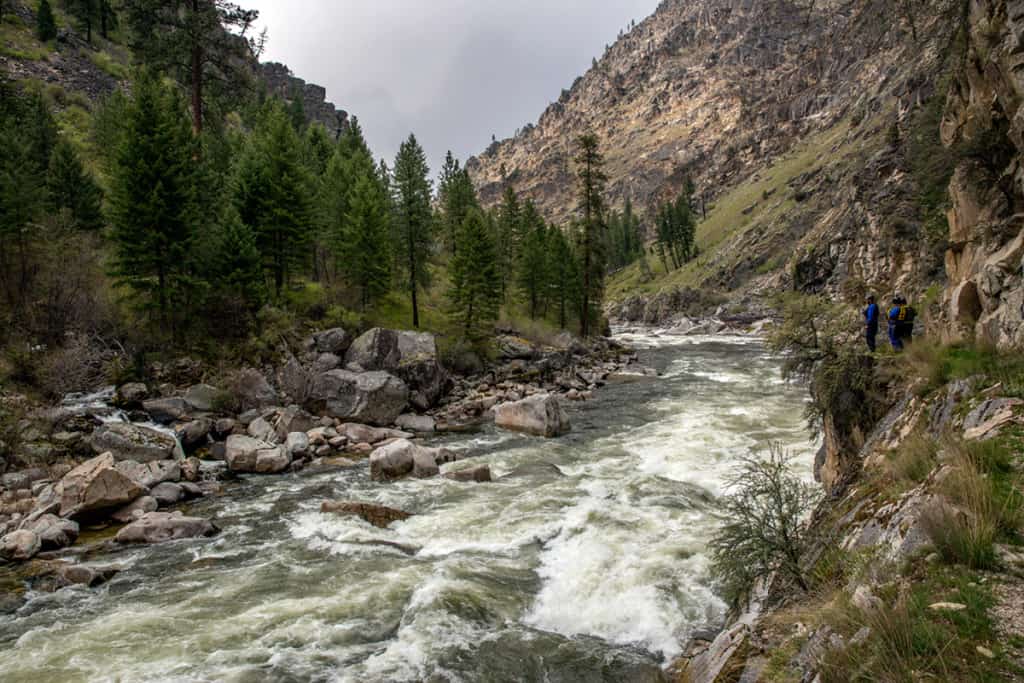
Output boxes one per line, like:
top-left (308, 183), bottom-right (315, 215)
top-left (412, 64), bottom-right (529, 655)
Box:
top-left (0, 332), bottom-right (815, 682)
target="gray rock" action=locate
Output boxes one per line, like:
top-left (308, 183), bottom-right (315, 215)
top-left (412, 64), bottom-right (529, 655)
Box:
top-left (27, 514), bottom-right (79, 550)
top-left (0, 529), bottom-right (41, 561)
top-left (180, 457), bottom-right (201, 482)
top-left (247, 416), bottom-right (277, 443)
top-left (115, 512), bottom-right (219, 545)
top-left (111, 496), bottom-right (158, 523)
top-left (280, 357), bottom-right (311, 404)
top-left (142, 398), bottom-right (190, 424)
top-left (308, 370), bottom-right (409, 426)
top-left (285, 432), bottom-right (310, 456)
top-left (312, 353), bottom-right (342, 374)
top-left (232, 369), bottom-right (278, 412)
top-left (150, 482), bottom-right (184, 506)
top-left (90, 422), bottom-right (181, 463)
top-left (117, 383), bottom-right (149, 406)
top-left (494, 394), bottom-right (571, 437)
top-left (58, 564), bottom-right (120, 587)
top-left (497, 336), bottom-right (535, 360)
top-left (320, 500), bottom-right (412, 528)
top-left (444, 465), bottom-right (492, 483)
top-left (183, 384), bottom-right (221, 412)
top-left (338, 423), bottom-right (406, 445)
top-left (179, 482), bottom-right (203, 499)
top-left (274, 406), bottom-right (316, 441)
top-left (395, 414), bottom-right (436, 433)
top-left (115, 459), bottom-right (181, 489)
top-left (224, 435), bottom-right (292, 474)
top-left (213, 418), bottom-right (237, 438)
top-left (314, 327), bottom-right (352, 355)
top-left (175, 418), bottom-right (212, 450)
top-left (56, 453), bottom-right (147, 518)
top-left (344, 328), bottom-right (448, 410)
top-left (1, 472), bottom-right (31, 491)
top-left (369, 439), bottom-right (444, 481)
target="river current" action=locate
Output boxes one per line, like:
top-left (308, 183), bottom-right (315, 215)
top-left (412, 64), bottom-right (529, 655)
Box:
top-left (0, 332), bottom-right (815, 682)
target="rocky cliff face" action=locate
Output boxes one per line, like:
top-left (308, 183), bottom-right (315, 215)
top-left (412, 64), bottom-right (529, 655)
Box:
top-left (940, 0), bottom-right (1024, 350)
top-left (260, 62), bottom-right (349, 138)
top-left (471, 0), bottom-right (1002, 331)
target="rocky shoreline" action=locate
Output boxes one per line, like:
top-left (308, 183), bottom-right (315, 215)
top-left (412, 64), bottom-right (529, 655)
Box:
top-left (0, 325), bottom-right (651, 600)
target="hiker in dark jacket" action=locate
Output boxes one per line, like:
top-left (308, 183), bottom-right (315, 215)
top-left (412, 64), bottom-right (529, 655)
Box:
top-left (864, 294), bottom-right (880, 352)
top-left (888, 297), bottom-right (904, 352)
top-left (896, 296), bottom-right (916, 345)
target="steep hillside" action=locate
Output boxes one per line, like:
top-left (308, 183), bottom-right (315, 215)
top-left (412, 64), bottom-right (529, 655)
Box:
top-left (469, 0), bottom-right (966, 315)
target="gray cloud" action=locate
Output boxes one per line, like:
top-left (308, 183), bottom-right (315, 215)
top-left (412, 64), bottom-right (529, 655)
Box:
top-left (245, 0), bottom-right (659, 174)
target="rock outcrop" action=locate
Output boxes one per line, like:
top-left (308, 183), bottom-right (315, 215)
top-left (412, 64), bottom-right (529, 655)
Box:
top-left (54, 453), bottom-right (147, 519)
top-left (307, 370), bottom-right (409, 426)
top-left (345, 328), bottom-right (449, 411)
top-left (260, 62), bottom-right (349, 138)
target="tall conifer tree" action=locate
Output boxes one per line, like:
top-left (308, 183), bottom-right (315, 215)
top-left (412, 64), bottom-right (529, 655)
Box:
top-left (47, 139), bottom-right (104, 231)
top-left (574, 133), bottom-right (607, 337)
top-left (392, 134), bottom-right (433, 328)
top-left (448, 209), bottom-right (500, 343)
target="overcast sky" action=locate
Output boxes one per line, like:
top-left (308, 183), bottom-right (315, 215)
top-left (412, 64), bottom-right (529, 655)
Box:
top-left (245, 0), bottom-right (659, 175)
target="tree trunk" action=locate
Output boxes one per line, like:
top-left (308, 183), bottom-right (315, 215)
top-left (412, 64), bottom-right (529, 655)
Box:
top-left (408, 229), bottom-right (419, 328)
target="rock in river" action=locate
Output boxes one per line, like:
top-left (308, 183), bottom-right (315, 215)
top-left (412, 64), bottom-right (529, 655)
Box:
top-left (115, 512), bottom-right (219, 545)
top-left (224, 434), bottom-right (292, 474)
top-left (493, 394), bottom-right (571, 437)
top-left (308, 370), bottom-right (409, 426)
top-left (56, 453), bottom-right (147, 519)
top-left (369, 439), bottom-right (444, 481)
top-left (320, 501), bottom-right (412, 528)
top-left (0, 530), bottom-right (41, 561)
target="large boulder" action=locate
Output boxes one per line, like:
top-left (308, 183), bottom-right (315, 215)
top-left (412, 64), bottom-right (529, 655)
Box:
top-left (493, 394), bottom-right (571, 437)
top-left (369, 439), bottom-right (445, 481)
top-left (111, 496), bottom-right (158, 523)
top-left (91, 422), bottom-right (182, 463)
top-left (56, 453), bottom-right (147, 518)
top-left (232, 369), bottom-right (279, 412)
top-left (175, 418), bottom-right (212, 451)
top-left (307, 370), bottom-right (409, 426)
top-left (183, 384), bottom-right (221, 412)
top-left (313, 328), bottom-right (353, 356)
top-left (27, 514), bottom-right (79, 550)
top-left (224, 435), bottom-right (292, 474)
top-left (114, 459), bottom-right (181, 489)
top-left (142, 398), bottom-right (189, 424)
top-left (115, 512), bottom-right (219, 544)
top-left (320, 501), bottom-right (412, 528)
top-left (0, 530), bottom-right (41, 561)
top-left (345, 328), bottom-right (448, 410)
top-left (116, 383), bottom-right (149, 406)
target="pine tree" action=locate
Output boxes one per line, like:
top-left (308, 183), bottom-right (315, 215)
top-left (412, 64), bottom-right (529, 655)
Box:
top-left (518, 212), bottom-right (549, 320)
top-left (547, 226), bottom-right (579, 330)
top-left (496, 185), bottom-right (523, 301)
top-left (68, 0), bottom-right (98, 43)
top-left (448, 209), bottom-right (500, 343)
top-left (304, 123), bottom-right (334, 177)
top-left (37, 0), bottom-right (57, 41)
top-left (437, 151), bottom-right (478, 257)
top-left (0, 97), bottom-right (49, 310)
top-left (108, 70), bottom-right (198, 333)
top-left (209, 206), bottom-right (265, 313)
top-left (122, 0), bottom-right (262, 134)
top-left (233, 101), bottom-right (314, 297)
top-left (574, 133), bottom-right (607, 337)
top-left (392, 133), bottom-right (433, 328)
top-left (287, 90), bottom-right (306, 131)
top-left (47, 139), bottom-right (104, 231)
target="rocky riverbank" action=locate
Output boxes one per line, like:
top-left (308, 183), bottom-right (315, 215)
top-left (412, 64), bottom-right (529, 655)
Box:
top-left (0, 325), bottom-right (649, 594)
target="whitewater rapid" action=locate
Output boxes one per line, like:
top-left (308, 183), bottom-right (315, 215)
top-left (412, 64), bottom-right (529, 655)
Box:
top-left (0, 332), bottom-right (816, 682)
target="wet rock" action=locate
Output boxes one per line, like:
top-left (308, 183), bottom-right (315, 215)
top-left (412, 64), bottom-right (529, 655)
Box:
top-left (395, 414), bottom-right (436, 433)
top-left (150, 482), bottom-right (184, 507)
top-left (224, 435), bottom-right (292, 474)
top-left (308, 370), bottom-right (409, 426)
top-left (444, 465), bottom-right (492, 483)
top-left (494, 394), bottom-right (571, 437)
top-left (111, 496), bottom-right (158, 523)
top-left (503, 462), bottom-right (566, 479)
top-left (180, 482), bottom-right (204, 499)
top-left (338, 423), bottom-right (408, 444)
top-left (0, 530), bottom-right (41, 561)
top-left (90, 422), bottom-right (181, 463)
top-left (183, 384), bottom-right (221, 412)
top-left (58, 564), bottom-right (120, 587)
top-left (320, 500), bottom-right (412, 528)
top-left (232, 369), bottom-right (279, 412)
top-left (56, 453), bottom-right (147, 518)
top-left (26, 514), bottom-right (79, 551)
top-left (115, 512), bottom-right (219, 544)
top-left (369, 439), bottom-right (444, 481)
top-left (181, 457), bottom-right (201, 483)
top-left (115, 459), bottom-right (181, 489)
top-left (116, 383), bottom-right (149, 406)
top-left (305, 457), bottom-right (358, 473)
top-left (142, 397), bottom-right (189, 424)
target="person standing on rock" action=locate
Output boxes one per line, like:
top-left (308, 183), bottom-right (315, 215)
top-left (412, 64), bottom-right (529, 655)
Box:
top-left (888, 296), bottom-right (904, 352)
top-left (897, 296), bottom-right (916, 346)
top-left (863, 294), bottom-right (880, 352)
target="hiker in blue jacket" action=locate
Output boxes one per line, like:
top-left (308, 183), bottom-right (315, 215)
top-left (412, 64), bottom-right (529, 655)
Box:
top-left (864, 294), bottom-right (879, 352)
top-left (888, 296), bottom-right (904, 352)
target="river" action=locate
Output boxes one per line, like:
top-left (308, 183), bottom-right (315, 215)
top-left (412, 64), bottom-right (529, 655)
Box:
top-left (0, 332), bottom-right (816, 682)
